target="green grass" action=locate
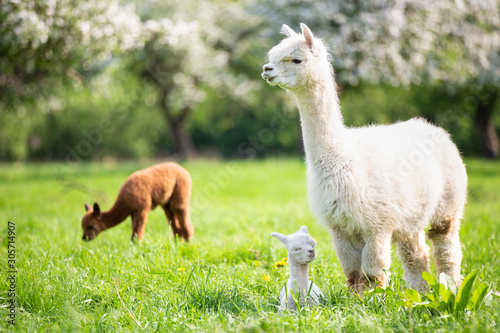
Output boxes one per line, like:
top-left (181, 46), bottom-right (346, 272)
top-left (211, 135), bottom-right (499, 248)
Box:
top-left (0, 158), bottom-right (499, 332)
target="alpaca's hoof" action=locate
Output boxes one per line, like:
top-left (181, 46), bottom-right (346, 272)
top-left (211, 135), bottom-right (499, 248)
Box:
top-left (358, 274), bottom-right (387, 290)
top-left (347, 272), bottom-right (387, 295)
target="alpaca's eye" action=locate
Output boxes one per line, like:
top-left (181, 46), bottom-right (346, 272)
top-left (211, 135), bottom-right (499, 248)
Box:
top-left (292, 59), bottom-right (302, 64)
top-left (293, 247), bottom-right (301, 251)
top-left (86, 225), bottom-right (94, 230)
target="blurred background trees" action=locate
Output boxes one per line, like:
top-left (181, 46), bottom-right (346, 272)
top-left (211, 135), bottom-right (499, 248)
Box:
top-left (1, 0), bottom-right (499, 161)
top-left (125, 0), bottom-right (262, 159)
top-left (259, 0), bottom-right (500, 158)
top-left (0, 0), bottom-right (141, 159)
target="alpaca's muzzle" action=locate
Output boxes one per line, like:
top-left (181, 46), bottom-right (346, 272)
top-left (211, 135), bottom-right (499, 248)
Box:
top-left (262, 63), bottom-right (277, 81)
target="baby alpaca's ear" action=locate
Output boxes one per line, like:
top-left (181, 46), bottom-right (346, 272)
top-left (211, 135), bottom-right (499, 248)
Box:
top-left (93, 203), bottom-right (101, 218)
top-left (271, 232), bottom-right (288, 246)
top-left (299, 225), bottom-right (309, 234)
top-left (85, 203), bottom-right (92, 212)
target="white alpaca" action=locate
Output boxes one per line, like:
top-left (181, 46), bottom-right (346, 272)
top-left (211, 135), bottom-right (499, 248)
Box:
top-left (271, 226), bottom-right (324, 311)
top-left (262, 24), bottom-right (467, 292)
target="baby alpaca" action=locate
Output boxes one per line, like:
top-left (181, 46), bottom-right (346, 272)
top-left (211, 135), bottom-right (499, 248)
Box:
top-left (81, 162), bottom-right (193, 241)
top-left (272, 226), bottom-right (324, 311)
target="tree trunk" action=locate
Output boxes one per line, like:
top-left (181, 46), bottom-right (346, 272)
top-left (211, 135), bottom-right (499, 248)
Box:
top-left (156, 86), bottom-right (197, 159)
top-left (475, 90), bottom-right (499, 159)
top-left (168, 117), bottom-right (196, 159)
top-left (144, 69), bottom-right (197, 159)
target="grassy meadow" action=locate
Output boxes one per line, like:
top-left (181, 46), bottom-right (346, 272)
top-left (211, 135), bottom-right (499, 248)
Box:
top-left (1, 158), bottom-right (500, 332)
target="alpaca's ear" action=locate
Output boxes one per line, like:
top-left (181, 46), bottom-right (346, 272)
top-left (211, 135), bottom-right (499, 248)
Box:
top-left (85, 203), bottom-right (92, 212)
top-left (300, 23), bottom-right (317, 55)
top-left (93, 203), bottom-right (101, 218)
top-left (299, 225), bottom-right (309, 234)
top-left (271, 232), bottom-right (288, 245)
top-left (281, 24), bottom-right (297, 38)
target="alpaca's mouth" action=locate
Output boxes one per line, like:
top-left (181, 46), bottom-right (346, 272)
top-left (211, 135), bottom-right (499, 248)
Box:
top-left (261, 73), bottom-right (276, 82)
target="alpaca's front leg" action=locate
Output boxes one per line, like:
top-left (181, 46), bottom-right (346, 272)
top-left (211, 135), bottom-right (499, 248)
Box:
top-left (397, 231), bottom-right (431, 290)
top-left (131, 210), bottom-right (149, 241)
top-left (330, 228), bottom-right (363, 291)
top-left (360, 232), bottom-right (392, 290)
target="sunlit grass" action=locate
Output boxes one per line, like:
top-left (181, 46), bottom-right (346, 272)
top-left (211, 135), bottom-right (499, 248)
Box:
top-left (0, 158), bottom-right (499, 332)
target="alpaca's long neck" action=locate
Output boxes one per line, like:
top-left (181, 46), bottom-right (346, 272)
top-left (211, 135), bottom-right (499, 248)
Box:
top-left (288, 257), bottom-right (310, 292)
top-left (294, 74), bottom-right (349, 164)
top-left (101, 198), bottom-right (131, 230)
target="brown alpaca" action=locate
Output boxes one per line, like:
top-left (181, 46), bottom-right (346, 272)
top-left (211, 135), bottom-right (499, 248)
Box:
top-left (81, 162), bottom-right (194, 241)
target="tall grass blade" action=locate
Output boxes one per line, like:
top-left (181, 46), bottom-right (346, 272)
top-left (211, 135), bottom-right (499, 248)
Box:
top-left (454, 270), bottom-right (478, 314)
top-left (183, 264), bottom-right (198, 294)
top-left (468, 281), bottom-right (489, 311)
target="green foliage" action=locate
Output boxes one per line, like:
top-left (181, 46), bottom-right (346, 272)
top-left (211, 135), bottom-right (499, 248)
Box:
top-left (4, 74), bottom-right (497, 161)
top-left (417, 270), bottom-right (491, 316)
top-left (3, 65), bottom-right (170, 161)
top-left (190, 88), bottom-right (301, 158)
top-left (365, 269), bottom-right (496, 320)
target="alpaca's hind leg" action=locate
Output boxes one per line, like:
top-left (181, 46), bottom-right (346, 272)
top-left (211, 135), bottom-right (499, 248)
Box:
top-left (169, 185), bottom-right (194, 241)
top-left (170, 206), bottom-right (193, 241)
top-left (131, 210), bottom-right (149, 241)
top-left (330, 228), bottom-right (363, 291)
top-left (359, 232), bottom-right (392, 290)
top-left (428, 218), bottom-right (462, 285)
top-left (397, 231), bottom-right (430, 290)
top-left (162, 204), bottom-right (182, 239)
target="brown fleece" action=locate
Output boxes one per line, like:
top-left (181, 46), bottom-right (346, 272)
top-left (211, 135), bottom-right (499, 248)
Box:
top-left (81, 162), bottom-right (193, 241)
top-left (426, 219), bottom-right (452, 239)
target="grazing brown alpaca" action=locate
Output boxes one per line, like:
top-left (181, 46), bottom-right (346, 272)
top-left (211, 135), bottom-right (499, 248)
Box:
top-left (81, 162), bottom-right (194, 241)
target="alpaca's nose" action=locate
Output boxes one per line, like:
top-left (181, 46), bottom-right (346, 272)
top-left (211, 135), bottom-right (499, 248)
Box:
top-left (308, 249), bottom-right (315, 256)
top-left (263, 63), bottom-right (274, 72)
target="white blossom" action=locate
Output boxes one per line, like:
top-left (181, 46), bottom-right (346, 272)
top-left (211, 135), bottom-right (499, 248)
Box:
top-left (257, 0), bottom-right (500, 88)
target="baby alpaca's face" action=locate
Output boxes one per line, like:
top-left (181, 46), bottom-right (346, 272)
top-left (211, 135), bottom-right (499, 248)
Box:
top-left (271, 226), bottom-right (317, 265)
top-left (81, 203), bottom-right (104, 241)
top-left (287, 234), bottom-right (316, 264)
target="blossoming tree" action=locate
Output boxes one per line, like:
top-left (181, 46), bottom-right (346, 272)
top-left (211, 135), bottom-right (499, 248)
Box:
top-left (258, 0), bottom-right (500, 158)
top-left (126, 0), bottom-right (260, 158)
top-left (0, 0), bottom-right (141, 106)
